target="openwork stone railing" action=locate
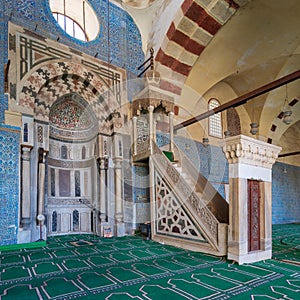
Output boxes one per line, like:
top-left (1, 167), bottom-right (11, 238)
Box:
top-left (151, 141), bottom-right (219, 245)
top-left (137, 139), bottom-right (150, 153)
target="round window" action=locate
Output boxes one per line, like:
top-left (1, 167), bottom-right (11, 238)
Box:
top-left (49, 0), bottom-right (100, 42)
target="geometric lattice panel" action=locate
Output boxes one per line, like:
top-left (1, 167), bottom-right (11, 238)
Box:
top-left (154, 172), bottom-right (207, 243)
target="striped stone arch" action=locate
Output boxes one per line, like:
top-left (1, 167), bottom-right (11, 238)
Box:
top-left (266, 98), bottom-right (299, 144)
top-left (19, 61), bottom-right (120, 133)
top-left (155, 0), bottom-right (250, 95)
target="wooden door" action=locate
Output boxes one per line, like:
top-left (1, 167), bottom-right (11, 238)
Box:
top-left (248, 179), bottom-right (261, 252)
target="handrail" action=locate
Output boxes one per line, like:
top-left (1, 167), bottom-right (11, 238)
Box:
top-left (151, 140), bottom-right (219, 244)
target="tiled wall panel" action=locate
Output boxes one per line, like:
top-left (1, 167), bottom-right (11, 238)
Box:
top-left (0, 125), bottom-right (20, 245)
top-left (272, 162), bottom-right (300, 224)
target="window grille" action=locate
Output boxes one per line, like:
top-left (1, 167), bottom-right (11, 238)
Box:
top-left (208, 98), bottom-right (222, 138)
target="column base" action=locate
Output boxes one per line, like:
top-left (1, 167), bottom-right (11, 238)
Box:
top-left (228, 250), bottom-right (272, 265)
top-left (100, 222), bottom-right (111, 237)
top-left (18, 229), bottom-right (31, 244)
top-left (115, 222), bottom-right (125, 237)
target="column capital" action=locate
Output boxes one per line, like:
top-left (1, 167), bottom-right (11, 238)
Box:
top-left (21, 144), bottom-right (33, 151)
top-left (21, 144), bottom-right (33, 160)
top-left (39, 149), bottom-right (48, 164)
top-left (99, 157), bottom-right (108, 170)
top-left (148, 105), bottom-right (154, 113)
top-left (113, 157), bottom-right (122, 169)
top-left (223, 135), bottom-right (281, 168)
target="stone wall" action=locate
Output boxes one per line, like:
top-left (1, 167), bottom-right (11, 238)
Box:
top-left (156, 132), bottom-right (229, 198)
top-left (272, 162), bottom-right (300, 224)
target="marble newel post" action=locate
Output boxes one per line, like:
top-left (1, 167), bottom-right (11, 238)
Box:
top-left (169, 112), bottom-right (174, 153)
top-left (21, 145), bottom-right (33, 229)
top-left (148, 105), bottom-right (154, 152)
top-left (38, 149), bottom-right (48, 216)
top-left (223, 135), bottom-right (281, 264)
top-left (114, 157), bottom-right (124, 236)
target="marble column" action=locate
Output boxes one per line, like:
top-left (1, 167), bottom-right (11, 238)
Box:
top-left (113, 157), bottom-right (124, 236)
top-left (99, 157), bottom-right (107, 223)
top-left (37, 149), bottom-right (47, 216)
top-left (21, 145), bottom-right (33, 229)
top-left (223, 135), bottom-right (281, 264)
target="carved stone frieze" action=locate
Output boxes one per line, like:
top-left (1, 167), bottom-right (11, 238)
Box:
top-left (48, 157), bottom-right (94, 169)
top-left (223, 135), bottom-right (282, 168)
top-left (48, 198), bottom-right (89, 206)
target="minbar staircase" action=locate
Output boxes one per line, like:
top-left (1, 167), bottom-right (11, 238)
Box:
top-left (148, 141), bottom-right (229, 256)
top-left (132, 105), bottom-right (228, 256)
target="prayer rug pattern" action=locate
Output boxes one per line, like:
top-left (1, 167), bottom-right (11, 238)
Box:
top-left (0, 226), bottom-right (299, 299)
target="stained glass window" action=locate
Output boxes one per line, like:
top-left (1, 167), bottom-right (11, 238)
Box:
top-left (23, 123), bottom-right (28, 143)
top-left (50, 168), bottom-right (55, 197)
top-left (75, 170), bottom-right (81, 197)
top-left (52, 211), bottom-right (57, 232)
top-left (61, 145), bottom-right (68, 159)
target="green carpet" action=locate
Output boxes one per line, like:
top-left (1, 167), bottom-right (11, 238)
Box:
top-left (272, 223), bottom-right (300, 264)
top-left (0, 225), bottom-right (299, 299)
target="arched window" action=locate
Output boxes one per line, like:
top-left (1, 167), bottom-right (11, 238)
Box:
top-left (208, 99), bottom-right (222, 138)
top-left (49, 0), bottom-right (100, 41)
top-left (50, 168), bottom-right (55, 196)
top-left (61, 145), bottom-right (68, 159)
top-left (52, 211), bottom-right (57, 232)
top-left (52, 13), bottom-right (88, 41)
top-left (23, 123), bottom-right (28, 143)
top-left (82, 146), bottom-right (86, 159)
top-left (75, 170), bottom-right (81, 197)
top-left (73, 210), bottom-right (79, 231)
top-left (118, 140), bottom-right (122, 157)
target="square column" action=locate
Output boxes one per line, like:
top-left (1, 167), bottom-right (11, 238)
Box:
top-left (223, 135), bottom-right (281, 264)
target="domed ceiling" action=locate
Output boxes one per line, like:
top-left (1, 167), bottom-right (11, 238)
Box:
top-left (49, 94), bottom-right (98, 141)
top-left (50, 99), bottom-right (93, 130)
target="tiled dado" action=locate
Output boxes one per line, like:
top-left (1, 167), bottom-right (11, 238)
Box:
top-left (0, 124), bottom-right (20, 245)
